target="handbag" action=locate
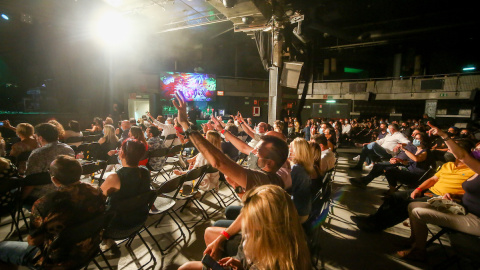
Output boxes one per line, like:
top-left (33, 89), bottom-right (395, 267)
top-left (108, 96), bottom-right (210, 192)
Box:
top-left (427, 197), bottom-right (466, 215)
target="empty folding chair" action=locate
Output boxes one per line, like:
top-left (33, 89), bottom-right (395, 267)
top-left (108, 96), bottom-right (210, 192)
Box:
top-left (145, 174), bottom-right (188, 255)
top-left (163, 144), bottom-right (185, 177)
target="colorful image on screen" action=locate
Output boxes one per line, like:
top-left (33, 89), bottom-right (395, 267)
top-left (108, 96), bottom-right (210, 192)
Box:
top-left (159, 72), bottom-right (216, 101)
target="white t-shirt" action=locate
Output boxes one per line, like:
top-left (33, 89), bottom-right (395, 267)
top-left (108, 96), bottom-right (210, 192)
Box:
top-left (247, 133), bottom-right (265, 148)
top-left (320, 149), bottom-right (336, 176)
top-left (153, 120), bottom-right (181, 146)
top-left (376, 131), bottom-right (410, 154)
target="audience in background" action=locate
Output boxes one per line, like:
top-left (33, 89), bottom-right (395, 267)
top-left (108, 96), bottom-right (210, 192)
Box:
top-left (145, 125), bottom-right (166, 171)
top-left (351, 124), bottom-right (410, 171)
top-left (63, 120), bottom-right (83, 146)
top-left (86, 117), bottom-right (103, 133)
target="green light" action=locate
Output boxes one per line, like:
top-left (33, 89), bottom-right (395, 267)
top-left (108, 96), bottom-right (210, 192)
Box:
top-left (463, 67), bottom-right (476, 71)
top-left (344, 67), bottom-right (363, 73)
top-left (326, 100), bottom-right (336, 103)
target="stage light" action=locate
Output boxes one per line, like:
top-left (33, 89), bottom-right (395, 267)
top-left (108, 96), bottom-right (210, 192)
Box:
top-left (326, 100), bottom-right (336, 103)
top-left (463, 66), bottom-right (476, 71)
top-left (91, 12), bottom-right (132, 48)
top-left (242, 16), bottom-right (253, 24)
top-left (222, 0), bottom-right (237, 8)
top-left (1, 14), bottom-right (9, 20)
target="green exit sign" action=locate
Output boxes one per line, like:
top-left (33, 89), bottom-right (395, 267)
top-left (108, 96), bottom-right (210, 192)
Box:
top-left (440, 93), bottom-right (448, 97)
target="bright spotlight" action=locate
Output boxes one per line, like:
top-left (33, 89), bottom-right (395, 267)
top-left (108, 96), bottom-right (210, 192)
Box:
top-left (92, 13), bottom-right (132, 48)
top-left (1, 14), bottom-right (9, 20)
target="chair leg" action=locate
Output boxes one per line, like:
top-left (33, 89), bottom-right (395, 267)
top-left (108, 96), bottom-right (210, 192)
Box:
top-left (137, 233), bottom-right (157, 269)
top-left (97, 250), bottom-right (114, 270)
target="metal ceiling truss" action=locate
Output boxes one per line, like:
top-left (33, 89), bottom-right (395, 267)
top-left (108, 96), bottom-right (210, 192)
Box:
top-left (156, 12), bottom-right (229, 33)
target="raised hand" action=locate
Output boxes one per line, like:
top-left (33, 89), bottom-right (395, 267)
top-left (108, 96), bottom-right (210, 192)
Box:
top-left (427, 121), bottom-right (446, 138)
top-left (172, 91), bottom-right (190, 130)
top-left (211, 115), bottom-right (225, 132)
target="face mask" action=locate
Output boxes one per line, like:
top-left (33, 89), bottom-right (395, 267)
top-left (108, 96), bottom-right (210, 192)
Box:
top-left (255, 127), bottom-right (259, 133)
top-left (447, 132), bottom-right (454, 137)
top-left (415, 123), bottom-right (419, 126)
top-left (387, 129), bottom-right (391, 134)
top-left (412, 139), bottom-right (421, 147)
top-left (319, 128), bottom-right (324, 135)
top-left (472, 150), bottom-right (480, 160)
top-left (380, 121), bottom-right (384, 124)
top-left (345, 121), bottom-right (349, 124)
top-left (460, 134), bottom-right (468, 138)
top-left (144, 132), bottom-right (149, 139)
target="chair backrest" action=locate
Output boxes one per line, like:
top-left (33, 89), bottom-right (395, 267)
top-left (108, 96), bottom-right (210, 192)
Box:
top-left (81, 161), bottom-right (107, 175)
top-left (168, 144), bottom-right (183, 155)
top-left (182, 141), bottom-right (194, 149)
top-left (156, 174), bottom-right (186, 198)
top-left (0, 178), bottom-right (21, 211)
top-left (184, 165), bottom-right (208, 182)
top-left (16, 151), bottom-right (32, 165)
top-left (165, 133), bottom-right (177, 140)
top-left (148, 148), bottom-right (169, 159)
top-left (165, 134), bottom-right (177, 147)
top-left (83, 134), bottom-right (102, 143)
top-left (21, 172), bottom-right (52, 186)
top-left (109, 190), bottom-right (157, 215)
top-left (308, 171), bottom-right (333, 225)
top-left (65, 136), bottom-right (83, 144)
top-left (77, 143), bottom-right (101, 161)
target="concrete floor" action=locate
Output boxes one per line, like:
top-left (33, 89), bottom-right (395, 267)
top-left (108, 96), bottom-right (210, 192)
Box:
top-left (1, 147), bottom-right (468, 270)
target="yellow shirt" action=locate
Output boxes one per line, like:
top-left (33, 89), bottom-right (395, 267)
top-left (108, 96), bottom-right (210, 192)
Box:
top-left (429, 162), bottom-right (475, 195)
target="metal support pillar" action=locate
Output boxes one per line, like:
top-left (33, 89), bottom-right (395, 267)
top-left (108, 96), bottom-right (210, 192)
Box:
top-left (268, 28), bottom-right (283, 125)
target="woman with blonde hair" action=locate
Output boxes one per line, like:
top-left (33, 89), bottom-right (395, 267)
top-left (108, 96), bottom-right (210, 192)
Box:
top-left (289, 137), bottom-right (316, 223)
top-left (174, 130), bottom-right (221, 191)
top-left (98, 124), bottom-right (119, 161)
top-left (179, 185), bottom-right (311, 270)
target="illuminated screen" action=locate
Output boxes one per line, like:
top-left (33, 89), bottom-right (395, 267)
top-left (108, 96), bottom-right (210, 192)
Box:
top-left (159, 72), bottom-right (216, 101)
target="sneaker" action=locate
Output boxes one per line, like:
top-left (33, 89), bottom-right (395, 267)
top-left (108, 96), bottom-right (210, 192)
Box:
top-left (364, 163), bottom-right (374, 170)
top-left (100, 239), bottom-right (116, 252)
top-left (353, 155), bottom-right (360, 161)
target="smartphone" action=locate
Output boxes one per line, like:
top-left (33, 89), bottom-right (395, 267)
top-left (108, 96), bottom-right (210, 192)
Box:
top-left (0, 122), bottom-right (3, 127)
top-left (201, 254), bottom-right (225, 270)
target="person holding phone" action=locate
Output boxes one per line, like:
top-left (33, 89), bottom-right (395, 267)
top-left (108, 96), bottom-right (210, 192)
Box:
top-left (179, 185), bottom-right (311, 270)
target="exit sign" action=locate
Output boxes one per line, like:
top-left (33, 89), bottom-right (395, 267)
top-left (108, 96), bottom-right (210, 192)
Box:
top-left (440, 93), bottom-right (448, 97)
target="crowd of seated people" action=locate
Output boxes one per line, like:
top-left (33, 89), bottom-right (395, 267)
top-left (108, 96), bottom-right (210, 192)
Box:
top-left (3, 101), bottom-right (480, 269)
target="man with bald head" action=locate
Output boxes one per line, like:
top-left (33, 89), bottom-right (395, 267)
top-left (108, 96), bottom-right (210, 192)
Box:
top-left (116, 120), bottom-right (131, 142)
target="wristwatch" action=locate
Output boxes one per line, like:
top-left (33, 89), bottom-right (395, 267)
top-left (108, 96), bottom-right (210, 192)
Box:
top-left (183, 125), bottom-right (195, 139)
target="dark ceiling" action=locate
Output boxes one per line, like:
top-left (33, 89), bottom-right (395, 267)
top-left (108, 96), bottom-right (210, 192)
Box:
top-left (1, 0), bottom-right (479, 80)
